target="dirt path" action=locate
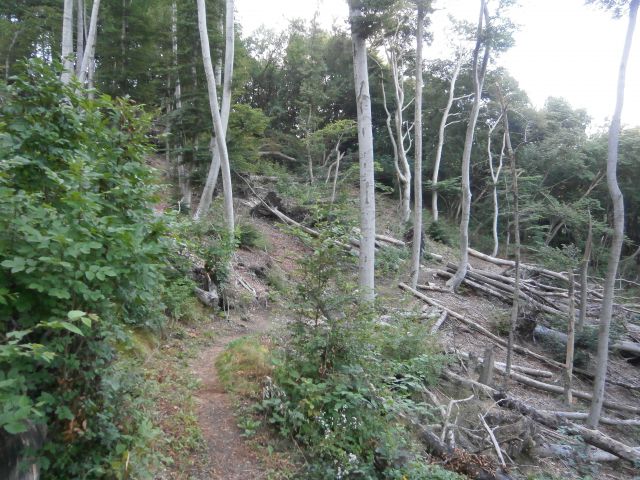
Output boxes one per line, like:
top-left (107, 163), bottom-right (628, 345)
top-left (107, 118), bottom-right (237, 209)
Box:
top-left (189, 313), bottom-right (272, 479)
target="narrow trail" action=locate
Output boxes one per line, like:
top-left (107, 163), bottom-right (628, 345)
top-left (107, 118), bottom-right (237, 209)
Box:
top-left (189, 314), bottom-right (271, 479)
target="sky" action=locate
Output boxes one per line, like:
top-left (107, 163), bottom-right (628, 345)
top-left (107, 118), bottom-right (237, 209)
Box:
top-left (235, 0), bottom-right (640, 128)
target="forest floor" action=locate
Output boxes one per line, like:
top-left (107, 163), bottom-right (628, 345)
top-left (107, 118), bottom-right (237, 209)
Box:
top-left (148, 167), bottom-right (639, 479)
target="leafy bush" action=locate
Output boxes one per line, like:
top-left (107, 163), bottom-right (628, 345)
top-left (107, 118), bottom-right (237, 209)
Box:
top-left (256, 221), bottom-right (447, 478)
top-left (216, 337), bottom-right (273, 398)
top-left (0, 60), bottom-right (166, 477)
top-left (426, 221), bottom-right (455, 246)
top-left (237, 223), bottom-right (269, 251)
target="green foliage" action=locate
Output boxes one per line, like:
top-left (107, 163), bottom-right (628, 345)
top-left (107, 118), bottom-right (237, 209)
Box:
top-left (426, 221), bottom-right (455, 246)
top-left (0, 60), bottom-right (166, 477)
top-left (376, 245), bottom-right (409, 277)
top-left (256, 220), bottom-right (447, 478)
top-left (216, 337), bottom-right (273, 399)
top-left (237, 223), bottom-right (269, 251)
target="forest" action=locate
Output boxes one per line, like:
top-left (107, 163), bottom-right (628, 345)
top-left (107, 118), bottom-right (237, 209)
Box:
top-left (1, 0), bottom-right (639, 479)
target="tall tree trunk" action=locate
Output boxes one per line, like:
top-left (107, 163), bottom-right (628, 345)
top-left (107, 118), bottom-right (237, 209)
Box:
top-left (410, 3), bottom-right (425, 288)
top-left (587, 0), bottom-right (638, 429)
top-left (194, 0), bottom-right (235, 221)
top-left (172, 2), bottom-right (191, 210)
top-left (446, 0), bottom-right (490, 291)
top-left (61, 0), bottom-right (74, 84)
top-left (578, 215), bottom-right (593, 332)
top-left (565, 271), bottom-right (576, 405)
top-left (196, 0), bottom-right (235, 234)
top-left (349, 2), bottom-right (376, 302)
top-left (432, 58), bottom-right (462, 223)
top-left (503, 107), bottom-right (521, 382)
top-left (75, 0), bottom-right (85, 75)
top-left (488, 124), bottom-right (505, 257)
top-left (78, 0), bottom-right (101, 85)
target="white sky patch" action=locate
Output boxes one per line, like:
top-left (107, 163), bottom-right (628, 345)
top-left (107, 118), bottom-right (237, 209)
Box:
top-left (236, 0), bottom-right (640, 127)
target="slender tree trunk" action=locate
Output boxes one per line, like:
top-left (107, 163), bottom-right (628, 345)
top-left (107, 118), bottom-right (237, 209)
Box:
top-left (331, 151), bottom-right (343, 204)
top-left (447, 0), bottom-right (490, 290)
top-left (432, 58), bottom-right (462, 222)
top-left (78, 0), bottom-right (101, 85)
top-left (4, 29), bottom-right (21, 81)
top-left (565, 270), bottom-right (576, 405)
top-left (196, 0), bottom-right (235, 234)
top-left (410, 4), bottom-right (425, 288)
top-left (587, 0), bottom-right (638, 429)
top-left (171, 2), bottom-right (191, 210)
top-left (61, 0), bottom-right (74, 84)
top-left (349, 2), bottom-right (376, 302)
top-left (194, 0), bottom-right (235, 223)
top-left (75, 0), bottom-right (85, 75)
top-left (578, 215), bottom-right (593, 332)
top-left (503, 108), bottom-right (521, 382)
top-left (488, 120), bottom-right (505, 257)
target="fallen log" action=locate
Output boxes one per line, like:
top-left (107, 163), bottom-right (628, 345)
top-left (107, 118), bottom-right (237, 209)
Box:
top-left (443, 370), bottom-right (640, 465)
top-left (492, 363), bottom-right (640, 415)
top-left (538, 411), bottom-right (640, 426)
top-left (534, 325), bottom-right (640, 358)
top-left (454, 350), bottom-right (553, 378)
top-left (400, 283), bottom-right (565, 371)
top-left (403, 283), bottom-right (640, 391)
top-left (194, 286), bottom-right (219, 308)
top-left (535, 443), bottom-right (636, 463)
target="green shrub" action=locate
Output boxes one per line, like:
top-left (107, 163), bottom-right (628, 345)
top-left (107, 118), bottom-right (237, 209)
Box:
top-left (426, 221), bottom-right (455, 246)
top-left (257, 221), bottom-right (447, 478)
top-left (237, 223), bottom-right (269, 250)
top-left (0, 60), bottom-right (166, 477)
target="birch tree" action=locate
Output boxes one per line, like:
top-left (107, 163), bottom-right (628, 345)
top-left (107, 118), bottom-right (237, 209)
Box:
top-left (78, 0), bottom-right (101, 85)
top-left (410, 1), bottom-right (426, 288)
top-left (349, 0), bottom-right (376, 301)
top-left (382, 24), bottom-right (413, 223)
top-left (587, 0), bottom-right (638, 428)
top-left (61, 0), bottom-right (74, 84)
top-left (446, 0), bottom-right (491, 290)
top-left (197, 0), bottom-right (235, 234)
top-left (431, 55), bottom-right (465, 223)
top-left (487, 115), bottom-right (505, 257)
top-left (194, 0), bottom-right (235, 220)
top-left (75, 0), bottom-right (85, 76)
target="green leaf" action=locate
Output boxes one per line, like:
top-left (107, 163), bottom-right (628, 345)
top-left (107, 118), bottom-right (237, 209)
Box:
top-left (67, 310), bottom-right (86, 320)
top-left (4, 421), bottom-right (28, 434)
top-left (59, 322), bottom-right (84, 336)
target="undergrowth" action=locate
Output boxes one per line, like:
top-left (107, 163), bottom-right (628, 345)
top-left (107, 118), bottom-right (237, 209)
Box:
top-left (217, 216), bottom-right (453, 479)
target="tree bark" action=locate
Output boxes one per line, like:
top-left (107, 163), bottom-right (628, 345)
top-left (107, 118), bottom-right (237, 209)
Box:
top-left (349, 2), bottom-right (376, 302)
top-left (578, 215), bottom-right (593, 331)
top-left (75, 0), bottom-right (85, 76)
top-left (78, 0), bottom-right (101, 85)
top-left (588, 0), bottom-right (638, 428)
top-left (61, 0), bottom-right (74, 84)
top-left (447, 0), bottom-right (490, 291)
top-left (194, 0), bottom-right (235, 222)
top-left (432, 58), bottom-right (462, 223)
top-left (564, 270), bottom-right (576, 405)
top-left (196, 0), bottom-right (235, 235)
top-left (503, 107), bottom-right (521, 381)
top-left (488, 125), bottom-right (505, 257)
top-left (410, 4), bottom-right (425, 288)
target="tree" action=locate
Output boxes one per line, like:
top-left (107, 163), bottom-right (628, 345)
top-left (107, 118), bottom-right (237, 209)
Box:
top-left (194, 0), bottom-right (235, 220)
top-left (410, 1), bottom-right (427, 288)
top-left (196, 0), bottom-right (234, 234)
top-left (381, 14), bottom-right (413, 223)
top-left (587, 0), bottom-right (638, 428)
top-left (486, 114), bottom-right (505, 257)
top-left (446, 0), bottom-right (491, 290)
top-left (77, 0), bottom-right (101, 85)
top-left (60, 0), bottom-right (73, 83)
top-left (431, 54), bottom-right (466, 223)
top-left (349, 0), bottom-right (377, 301)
